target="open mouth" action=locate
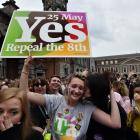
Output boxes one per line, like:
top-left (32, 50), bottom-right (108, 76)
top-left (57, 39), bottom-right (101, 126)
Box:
top-left (72, 93), bottom-right (82, 98)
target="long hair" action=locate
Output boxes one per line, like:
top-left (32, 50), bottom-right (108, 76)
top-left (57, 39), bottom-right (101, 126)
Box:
top-left (0, 88), bottom-right (32, 140)
top-left (86, 73), bottom-right (111, 111)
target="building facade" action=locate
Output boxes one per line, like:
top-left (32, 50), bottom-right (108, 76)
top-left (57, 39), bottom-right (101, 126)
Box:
top-left (94, 53), bottom-right (140, 75)
top-left (0, 58), bottom-right (93, 79)
top-left (23, 58), bottom-right (93, 79)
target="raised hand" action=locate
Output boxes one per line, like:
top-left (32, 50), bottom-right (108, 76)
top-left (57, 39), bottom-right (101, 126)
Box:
top-left (22, 56), bottom-right (33, 75)
top-left (0, 116), bottom-right (13, 131)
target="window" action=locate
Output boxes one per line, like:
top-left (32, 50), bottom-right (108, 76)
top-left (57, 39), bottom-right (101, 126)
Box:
top-left (110, 61), bottom-right (113, 64)
top-left (101, 61), bottom-right (104, 65)
top-left (123, 67), bottom-right (126, 73)
top-left (116, 67), bottom-right (118, 72)
top-left (102, 68), bottom-right (105, 72)
top-left (64, 67), bottom-right (68, 75)
top-left (76, 68), bottom-right (79, 72)
top-left (105, 61), bottom-right (109, 65)
top-left (132, 66), bottom-right (135, 70)
top-left (115, 60), bottom-right (118, 64)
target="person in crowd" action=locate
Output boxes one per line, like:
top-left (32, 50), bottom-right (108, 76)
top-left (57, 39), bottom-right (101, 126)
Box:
top-left (128, 72), bottom-right (138, 103)
top-left (31, 78), bottom-right (49, 94)
top-left (0, 88), bottom-right (43, 140)
top-left (0, 81), bottom-right (9, 90)
top-left (81, 68), bottom-right (89, 78)
top-left (112, 81), bottom-right (131, 114)
top-left (127, 80), bottom-right (140, 140)
top-left (25, 62), bottom-right (62, 132)
top-left (19, 56), bottom-right (121, 140)
top-left (29, 78), bottom-right (50, 132)
top-left (120, 74), bottom-right (130, 87)
top-left (102, 71), bottom-right (126, 107)
top-left (48, 75), bottom-right (63, 96)
top-left (85, 73), bottom-right (127, 140)
top-left (0, 79), bottom-right (20, 90)
top-left (0, 79), bottom-right (10, 90)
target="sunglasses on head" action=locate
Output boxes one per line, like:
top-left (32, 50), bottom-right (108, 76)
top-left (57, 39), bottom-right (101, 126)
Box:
top-left (33, 83), bottom-right (46, 87)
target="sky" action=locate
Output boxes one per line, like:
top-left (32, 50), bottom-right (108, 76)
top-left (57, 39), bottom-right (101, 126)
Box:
top-left (0, 0), bottom-right (140, 57)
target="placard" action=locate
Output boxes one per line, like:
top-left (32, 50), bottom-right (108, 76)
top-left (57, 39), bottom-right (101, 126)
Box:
top-left (1, 11), bottom-right (91, 57)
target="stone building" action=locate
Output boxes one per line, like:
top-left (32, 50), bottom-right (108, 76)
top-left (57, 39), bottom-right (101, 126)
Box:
top-left (94, 53), bottom-right (140, 76)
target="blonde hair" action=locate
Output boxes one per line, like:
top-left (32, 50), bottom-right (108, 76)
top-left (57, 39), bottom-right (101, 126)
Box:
top-left (0, 88), bottom-right (32, 140)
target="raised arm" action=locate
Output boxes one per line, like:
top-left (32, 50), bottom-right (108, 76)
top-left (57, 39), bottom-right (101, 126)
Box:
top-left (19, 56), bottom-right (46, 105)
top-left (92, 90), bottom-right (121, 128)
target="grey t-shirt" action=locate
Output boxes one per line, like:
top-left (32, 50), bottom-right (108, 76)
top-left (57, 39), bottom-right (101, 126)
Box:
top-left (44, 94), bottom-right (96, 140)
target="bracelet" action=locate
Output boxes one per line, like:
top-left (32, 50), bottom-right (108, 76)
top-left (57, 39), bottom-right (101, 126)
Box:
top-left (22, 71), bottom-right (28, 75)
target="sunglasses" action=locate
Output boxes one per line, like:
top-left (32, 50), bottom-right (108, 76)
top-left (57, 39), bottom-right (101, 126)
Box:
top-left (33, 83), bottom-right (46, 87)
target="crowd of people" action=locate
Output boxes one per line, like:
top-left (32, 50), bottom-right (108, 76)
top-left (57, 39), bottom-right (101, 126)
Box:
top-left (0, 56), bottom-right (140, 140)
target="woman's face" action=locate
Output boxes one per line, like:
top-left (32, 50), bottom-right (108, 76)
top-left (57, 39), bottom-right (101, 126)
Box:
top-left (34, 84), bottom-right (46, 94)
top-left (0, 98), bottom-right (22, 125)
top-left (33, 79), bottom-right (47, 94)
top-left (68, 77), bottom-right (85, 104)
